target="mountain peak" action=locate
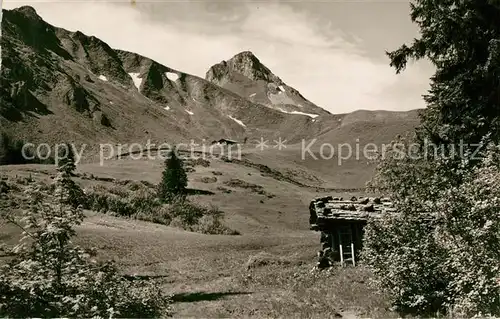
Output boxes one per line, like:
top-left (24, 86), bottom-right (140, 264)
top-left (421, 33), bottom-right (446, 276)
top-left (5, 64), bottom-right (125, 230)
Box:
top-left (232, 50), bottom-right (259, 62)
top-left (11, 6), bottom-right (41, 20)
top-left (206, 51), bottom-right (280, 85)
top-left (205, 51), bottom-right (331, 116)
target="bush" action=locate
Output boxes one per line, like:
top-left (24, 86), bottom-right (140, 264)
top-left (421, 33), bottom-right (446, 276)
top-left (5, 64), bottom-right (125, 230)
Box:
top-left (193, 213), bottom-right (239, 235)
top-left (0, 161), bottom-right (170, 317)
top-left (363, 140), bottom-right (500, 317)
top-left (187, 158), bottom-right (210, 168)
top-left (373, 1), bottom-right (500, 314)
top-left (435, 146), bottom-right (500, 316)
top-left (183, 203), bottom-right (239, 235)
top-left (362, 211), bottom-right (450, 315)
top-left (0, 181), bottom-right (9, 194)
top-left (136, 204), bottom-right (173, 225)
top-left (85, 183), bottom-right (159, 218)
top-left (200, 176), bottom-right (217, 183)
top-left (84, 183), bottom-right (238, 235)
top-left (167, 197), bottom-right (204, 226)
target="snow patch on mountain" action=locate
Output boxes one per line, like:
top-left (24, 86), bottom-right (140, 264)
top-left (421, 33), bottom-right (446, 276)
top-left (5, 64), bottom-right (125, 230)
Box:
top-left (128, 73), bottom-right (142, 90)
top-left (228, 115), bottom-right (246, 127)
top-left (166, 72), bottom-right (180, 82)
top-left (278, 108), bottom-right (319, 119)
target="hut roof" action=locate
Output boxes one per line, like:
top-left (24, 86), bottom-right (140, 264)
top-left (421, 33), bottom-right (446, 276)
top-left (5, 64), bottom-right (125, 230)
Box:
top-left (310, 196), bottom-right (395, 225)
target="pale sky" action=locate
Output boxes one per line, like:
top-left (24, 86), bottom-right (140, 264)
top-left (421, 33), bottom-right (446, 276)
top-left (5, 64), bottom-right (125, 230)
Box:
top-left (3, 0), bottom-right (434, 114)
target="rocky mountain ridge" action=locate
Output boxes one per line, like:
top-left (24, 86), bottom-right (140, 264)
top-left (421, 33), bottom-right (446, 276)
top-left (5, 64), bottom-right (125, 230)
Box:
top-left (0, 6), bottom-right (421, 158)
top-left (206, 51), bottom-right (330, 117)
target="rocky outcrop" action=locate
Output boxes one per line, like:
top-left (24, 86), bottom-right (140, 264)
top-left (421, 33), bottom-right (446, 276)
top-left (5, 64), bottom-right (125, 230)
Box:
top-left (206, 51), bottom-right (280, 85)
top-left (205, 51), bottom-right (331, 116)
top-left (7, 80), bottom-right (51, 117)
top-left (92, 111), bottom-right (112, 128)
top-left (64, 82), bottom-right (99, 114)
top-left (64, 31), bottom-right (132, 87)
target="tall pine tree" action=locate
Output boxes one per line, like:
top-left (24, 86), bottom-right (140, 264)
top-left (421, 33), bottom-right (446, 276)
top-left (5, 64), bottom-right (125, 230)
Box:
top-left (157, 147), bottom-right (187, 202)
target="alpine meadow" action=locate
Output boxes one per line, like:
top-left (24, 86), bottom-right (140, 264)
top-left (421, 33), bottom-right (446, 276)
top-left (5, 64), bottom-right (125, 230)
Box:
top-left (0, 1), bottom-right (499, 318)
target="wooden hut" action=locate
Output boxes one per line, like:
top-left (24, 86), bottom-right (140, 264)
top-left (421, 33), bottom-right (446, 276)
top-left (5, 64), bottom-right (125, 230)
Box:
top-left (309, 196), bottom-right (395, 268)
top-left (211, 139), bottom-right (238, 145)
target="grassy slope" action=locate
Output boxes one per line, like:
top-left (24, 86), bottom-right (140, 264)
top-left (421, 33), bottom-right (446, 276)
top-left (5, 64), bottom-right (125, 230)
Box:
top-left (0, 149), bottom-right (396, 318)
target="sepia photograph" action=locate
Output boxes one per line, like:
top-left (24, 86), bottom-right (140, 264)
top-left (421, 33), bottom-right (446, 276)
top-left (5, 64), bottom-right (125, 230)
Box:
top-left (0, 0), bottom-right (499, 317)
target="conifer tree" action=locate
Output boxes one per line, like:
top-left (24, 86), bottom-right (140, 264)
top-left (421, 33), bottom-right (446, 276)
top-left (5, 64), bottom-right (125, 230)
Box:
top-left (58, 143), bottom-right (76, 168)
top-left (363, 1), bottom-right (500, 316)
top-left (157, 147), bottom-right (188, 202)
top-left (387, 0), bottom-right (500, 153)
top-left (56, 149), bottom-right (84, 208)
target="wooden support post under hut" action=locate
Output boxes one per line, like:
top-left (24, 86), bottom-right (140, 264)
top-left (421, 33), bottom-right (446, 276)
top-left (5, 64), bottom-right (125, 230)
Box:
top-left (309, 195), bottom-right (395, 269)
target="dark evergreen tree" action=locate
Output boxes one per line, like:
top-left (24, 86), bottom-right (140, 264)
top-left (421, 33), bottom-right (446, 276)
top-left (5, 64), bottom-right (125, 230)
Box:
top-left (388, 0), bottom-right (500, 150)
top-left (56, 148), bottom-right (84, 208)
top-left (363, 1), bottom-right (500, 316)
top-left (157, 148), bottom-right (187, 202)
top-left (58, 143), bottom-right (76, 171)
top-left (0, 133), bottom-right (12, 165)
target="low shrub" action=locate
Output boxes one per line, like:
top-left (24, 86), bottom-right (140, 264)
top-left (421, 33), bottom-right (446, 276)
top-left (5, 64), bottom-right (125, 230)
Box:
top-left (223, 179), bottom-right (273, 197)
top-left (200, 176), bottom-right (217, 183)
top-left (245, 252), bottom-right (292, 270)
top-left (0, 161), bottom-right (170, 318)
top-left (166, 200), bottom-right (239, 235)
top-left (224, 178), bottom-right (263, 191)
top-left (216, 186), bottom-right (232, 194)
top-left (364, 141), bottom-right (500, 317)
top-left (167, 198), bottom-right (204, 226)
top-left (84, 184), bottom-right (238, 235)
top-left (0, 181), bottom-right (9, 194)
top-left (136, 204), bottom-right (173, 225)
top-left (193, 213), bottom-right (240, 235)
top-left (187, 158), bottom-right (210, 168)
